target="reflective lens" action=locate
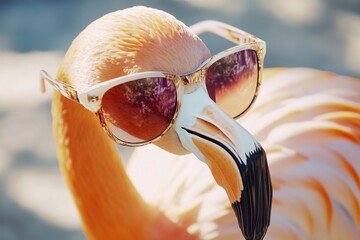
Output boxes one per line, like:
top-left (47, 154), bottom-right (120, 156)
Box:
top-left (205, 49), bottom-right (258, 118)
top-left (102, 77), bottom-right (177, 143)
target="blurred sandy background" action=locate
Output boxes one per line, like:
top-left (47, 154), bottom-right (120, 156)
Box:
top-left (0, 0), bottom-right (359, 239)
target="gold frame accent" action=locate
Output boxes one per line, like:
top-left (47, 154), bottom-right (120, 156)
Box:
top-left (40, 20), bottom-right (266, 147)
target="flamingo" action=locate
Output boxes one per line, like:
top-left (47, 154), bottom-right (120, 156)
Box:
top-left (41, 6), bottom-right (360, 240)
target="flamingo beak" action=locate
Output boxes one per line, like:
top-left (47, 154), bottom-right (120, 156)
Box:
top-left (174, 85), bottom-right (272, 240)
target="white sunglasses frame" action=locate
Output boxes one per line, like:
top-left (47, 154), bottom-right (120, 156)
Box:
top-left (40, 20), bottom-right (266, 146)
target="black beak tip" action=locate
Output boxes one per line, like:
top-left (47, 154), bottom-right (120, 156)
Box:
top-left (232, 146), bottom-right (273, 240)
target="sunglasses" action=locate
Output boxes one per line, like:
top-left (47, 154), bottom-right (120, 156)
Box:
top-left (40, 20), bottom-right (266, 146)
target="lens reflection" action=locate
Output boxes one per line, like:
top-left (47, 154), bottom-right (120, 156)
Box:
top-left (102, 77), bottom-right (177, 143)
top-left (205, 49), bottom-right (258, 118)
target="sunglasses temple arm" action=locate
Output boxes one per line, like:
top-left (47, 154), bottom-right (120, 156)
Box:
top-left (190, 20), bottom-right (265, 45)
top-left (40, 73), bottom-right (47, 94)
top-left (39, 70), bottom-right (79, 102)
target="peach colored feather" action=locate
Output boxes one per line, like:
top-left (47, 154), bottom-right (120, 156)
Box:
top-left (128, 68), bottom-right (360, 240)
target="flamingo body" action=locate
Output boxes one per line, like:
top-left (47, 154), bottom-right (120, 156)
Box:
top-left (127, 68), bottom-right (360, 240)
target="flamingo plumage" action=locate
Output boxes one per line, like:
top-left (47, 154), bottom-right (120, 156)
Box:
top-left (127, 68), bottom-right (360, 240)
top-left (45, 6), bottom-right (359, 240)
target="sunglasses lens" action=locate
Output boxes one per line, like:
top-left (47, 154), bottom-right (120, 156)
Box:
top-left (205, 49), bottom-right (258, 118)
top-left (101, 77), bottom-right (177, 144)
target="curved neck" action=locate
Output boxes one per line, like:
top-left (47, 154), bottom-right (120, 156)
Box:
top-left (52, 92), bottom-right (180, 239)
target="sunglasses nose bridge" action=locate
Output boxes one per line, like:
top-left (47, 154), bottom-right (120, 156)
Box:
top-left (182, 69), bottom-right (206, 94)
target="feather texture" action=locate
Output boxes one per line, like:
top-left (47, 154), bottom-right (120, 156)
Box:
top-left (127, 68), bottom-right (360, 239)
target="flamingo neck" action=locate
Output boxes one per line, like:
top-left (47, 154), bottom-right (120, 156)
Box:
top-left (52, 92), bottom-right (194, 240)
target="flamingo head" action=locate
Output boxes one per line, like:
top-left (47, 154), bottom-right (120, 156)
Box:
top-left (56, 6), bottom-right (272, 240)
